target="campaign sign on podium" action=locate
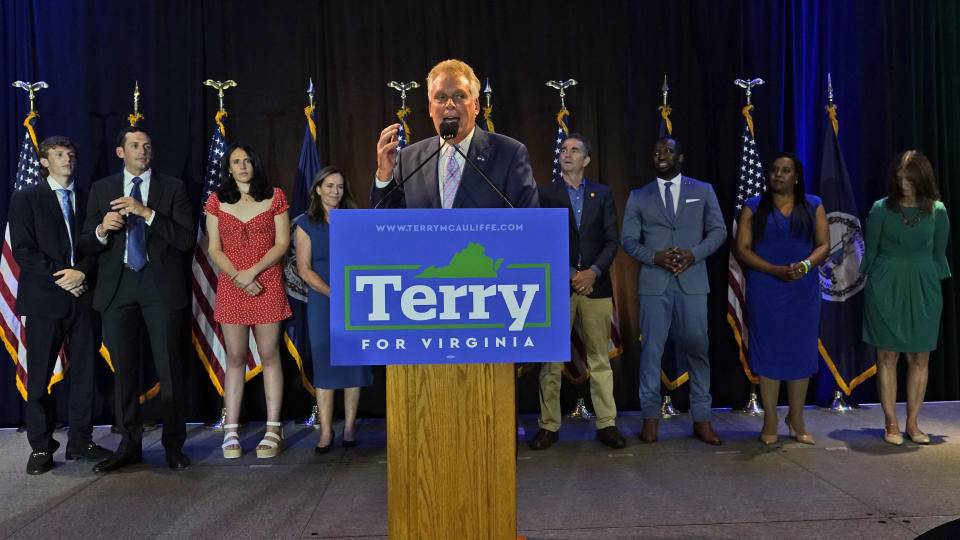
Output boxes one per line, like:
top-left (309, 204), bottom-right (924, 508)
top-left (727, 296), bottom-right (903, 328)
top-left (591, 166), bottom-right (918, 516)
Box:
top-left (330, 208), bottom-right (568, 365)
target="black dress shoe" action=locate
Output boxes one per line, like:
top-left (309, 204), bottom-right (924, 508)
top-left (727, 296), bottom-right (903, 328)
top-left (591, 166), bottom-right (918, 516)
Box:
top-left (165, 450), bottom-right (191, 470)
top-left (527, 428), bottom-right (558, 450)
top-left (93, 451), bottom-right (142, 473)
top-left (26, 440), bottom-right (60, 475)
top-left (314, 443), bottom-right (332, 454)
top-left (66, 443), bottom-right (113, 461)
top-left (596, 426), bottom-right (627, 449)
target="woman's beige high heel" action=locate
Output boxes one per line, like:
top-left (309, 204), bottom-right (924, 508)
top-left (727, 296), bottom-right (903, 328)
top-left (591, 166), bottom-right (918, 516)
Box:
top-left (785, 418), bottom-right (815, 445)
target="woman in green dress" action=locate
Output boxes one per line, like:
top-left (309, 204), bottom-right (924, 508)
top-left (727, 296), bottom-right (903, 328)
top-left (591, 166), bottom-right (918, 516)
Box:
top-left (861, 150), bottom-right (951, 446)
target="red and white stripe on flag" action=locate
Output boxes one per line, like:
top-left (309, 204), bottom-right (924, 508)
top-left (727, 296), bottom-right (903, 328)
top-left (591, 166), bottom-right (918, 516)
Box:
top-left (725, 115), bottom-right (764, 385)
top-left (2, 128), bottom-right (68, 400)
top-left (191, 125), bottom-right (263, 395)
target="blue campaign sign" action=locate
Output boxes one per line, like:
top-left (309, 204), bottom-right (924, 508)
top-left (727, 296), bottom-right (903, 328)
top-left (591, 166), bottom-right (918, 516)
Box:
top-left (330, 208), bottom-right (569, 365)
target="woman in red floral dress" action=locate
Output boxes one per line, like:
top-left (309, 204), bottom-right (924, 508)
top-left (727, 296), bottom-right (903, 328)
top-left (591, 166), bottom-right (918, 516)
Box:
top-left (204, 143), bottom-right (291, 458)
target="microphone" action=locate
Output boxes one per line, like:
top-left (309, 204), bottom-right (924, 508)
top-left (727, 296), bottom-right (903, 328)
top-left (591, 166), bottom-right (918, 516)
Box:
top-left (373, 121), bottom-right (460, 209)
top-left (444, 120), bottom-right (514, 209)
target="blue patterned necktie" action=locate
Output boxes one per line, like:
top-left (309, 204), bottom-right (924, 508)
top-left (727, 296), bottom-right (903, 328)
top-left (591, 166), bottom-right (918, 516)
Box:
top-left (664, 181), bottom-right (676, 221)
top-left (56, 189), bottom-right (75, 265)
top-left (126, 176), bottom-right (147, 271)
top-left (442, 147), bottom-right (462, 209)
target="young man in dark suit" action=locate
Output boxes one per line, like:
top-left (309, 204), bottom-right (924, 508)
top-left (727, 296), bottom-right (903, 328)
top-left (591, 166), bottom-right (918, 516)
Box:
top-left (10, 135), bottom-right (112, 474)
top-left (530, 134), bottom-right (626, 450)
top-left (80, 126), bottom-right (195, 472)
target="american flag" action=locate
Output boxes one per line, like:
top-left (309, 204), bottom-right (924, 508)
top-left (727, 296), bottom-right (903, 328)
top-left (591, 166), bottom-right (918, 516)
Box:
top-left (550, 108), bottom-right (623, 383)
top-left (190, 123), bottom-right (262, 395)
top-left (551, 109), bottom-right (570, 184)
top-left (1, 119), bottom-right (68, 399)
top-left (547, 107), bottom-right (591, 381)
top-left (726, 106), bottom-right (764, 384)
top-left (562, 296), bottom-right (624, 383)
top-left (396, 107), bottom-right (409, 150)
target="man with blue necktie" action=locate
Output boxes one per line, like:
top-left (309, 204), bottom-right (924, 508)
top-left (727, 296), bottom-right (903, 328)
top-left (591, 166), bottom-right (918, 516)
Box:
top-left (81, 126), bottom-right (194, 471)
top-left (10, 136), bottom-right (112, 474)
top-left (621, 138), bottom-right (727, 445)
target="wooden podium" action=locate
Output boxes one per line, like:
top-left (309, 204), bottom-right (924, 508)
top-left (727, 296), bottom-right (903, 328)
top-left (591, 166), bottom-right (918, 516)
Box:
top-left (387, 362), bottom-right (516, 539)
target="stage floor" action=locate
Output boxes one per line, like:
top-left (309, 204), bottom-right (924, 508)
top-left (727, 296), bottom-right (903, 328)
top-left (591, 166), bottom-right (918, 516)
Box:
top-left (1, 402), bottom-right (959, 539)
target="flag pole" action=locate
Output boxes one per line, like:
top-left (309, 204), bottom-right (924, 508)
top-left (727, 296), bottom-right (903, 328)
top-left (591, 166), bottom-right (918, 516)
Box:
top-left (128, 81), bottom-right (143, 126)
top-left (200, 78), bottom-right (238, 431)
top-left (658, 75), bottom-right (681, 419)
top-left (546, 79), bottom-right (577, 185)
top-left (733, 76), bottom-right (765, 416)
top-left (822, 72), bottom-right (854, 414)
top-left (545, 78), bottom-right (594, 418)
top-left (481, 78), bottom-right (496, 133)
top-left (298, 77), bottom-right (324, 429)
top-left (8, 81), bottom-right (48, 432)
top-left (387, 80), bottom-right (418, 146)
top-left (11, 80), bottom-right (48, 116)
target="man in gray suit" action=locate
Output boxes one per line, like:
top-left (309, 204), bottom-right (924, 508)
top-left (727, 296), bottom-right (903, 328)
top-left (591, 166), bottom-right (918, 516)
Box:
top-left (621, 138), bottom-right (726, 445)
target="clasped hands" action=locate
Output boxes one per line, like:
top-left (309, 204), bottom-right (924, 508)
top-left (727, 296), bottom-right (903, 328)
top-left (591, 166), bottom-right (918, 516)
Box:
top-left (54, 268), bottom-right (87, 297)
top-left (98, 197), bottom-right (152, 236)
top-left (654, 247), bottom-right (695, 276)
top-left (776, 262), bottom-right (808, 282)
top-left (571, 269), bottom-right (596, 296)
top-left (232, 268), bottom-right (264, 297)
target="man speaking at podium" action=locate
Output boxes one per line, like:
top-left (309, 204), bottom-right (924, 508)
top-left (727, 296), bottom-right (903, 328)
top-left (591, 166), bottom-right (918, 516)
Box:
top-left (369, 59), bottom-right (538, 536)
top-left (371, 59), bottom-right (538, 210)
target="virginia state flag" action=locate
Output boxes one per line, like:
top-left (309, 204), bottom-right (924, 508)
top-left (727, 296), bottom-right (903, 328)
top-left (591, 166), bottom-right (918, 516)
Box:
top-left (283, 104), bottom-right (323, 394)
top-left (815, 112), bottom-right (876, 402)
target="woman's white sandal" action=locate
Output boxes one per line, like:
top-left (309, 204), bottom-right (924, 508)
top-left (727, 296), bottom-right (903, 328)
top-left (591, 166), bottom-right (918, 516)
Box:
top-left (256, 421), bottom-right (285, 458)
top-left (221, 424), bottom-right (242, 459)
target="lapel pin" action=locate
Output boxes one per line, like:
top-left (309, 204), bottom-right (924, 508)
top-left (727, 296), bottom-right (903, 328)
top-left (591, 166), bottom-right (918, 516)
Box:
top-left (476, 154), bottom-right (486, 162)
top-left (590, 192), bottom-right (595, 197)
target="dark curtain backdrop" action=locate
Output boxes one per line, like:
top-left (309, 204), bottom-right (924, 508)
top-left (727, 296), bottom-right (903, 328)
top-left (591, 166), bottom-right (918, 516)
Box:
top-left (2, 0), bottom-right (958, 425)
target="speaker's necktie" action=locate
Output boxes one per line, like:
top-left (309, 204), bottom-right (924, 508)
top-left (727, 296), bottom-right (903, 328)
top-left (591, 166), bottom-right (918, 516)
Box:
top-left (442, 147), bottom-right (462, 209)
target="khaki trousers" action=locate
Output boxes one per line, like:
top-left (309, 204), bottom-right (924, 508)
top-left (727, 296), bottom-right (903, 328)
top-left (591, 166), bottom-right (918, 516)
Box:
top-left (537, 294), bottom-right (616, 430)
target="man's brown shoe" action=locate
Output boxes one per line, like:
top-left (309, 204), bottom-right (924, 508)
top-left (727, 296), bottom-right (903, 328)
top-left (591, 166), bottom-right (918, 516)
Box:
top-left (639, 419), bottom-right (659, 443)
top-left (528, 428), bottom-right (558, 450)
top-left (596, 426), bottom-right (627, 449)
top-left (693, 421), bottom-right (723, 446)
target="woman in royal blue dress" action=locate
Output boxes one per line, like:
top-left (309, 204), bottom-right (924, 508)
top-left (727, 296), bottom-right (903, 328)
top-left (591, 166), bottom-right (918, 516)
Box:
top-left (295, 167), bottom-right (374, 453)
top-left (734, 153), bottom-right (830, 445)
